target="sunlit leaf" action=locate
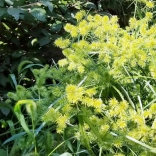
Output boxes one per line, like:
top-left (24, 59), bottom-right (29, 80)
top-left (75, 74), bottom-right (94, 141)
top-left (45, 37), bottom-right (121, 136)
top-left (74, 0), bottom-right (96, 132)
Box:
top-left (31, 7), bottom-right (46, 22)
top-left (50, 23), bottom-right (62, 32)
top-left (9, 74), bottom-right (17, 88)
top-left (5, 0), bottom-right (14, 5)
top-left (18, 60), bottom-right (33, 74)
top-left (60, 152), bottom-right (72, 156)
top-left (40, 0), bottom-right (53, 12)
top-left (31, 38), bottom-right (38, 46)
top-left (84, 2), bottom-right (97, 10)
top-left (7, 7), bottom-right (21, 21)
top-left (2, 22), bottom-right (10, 30)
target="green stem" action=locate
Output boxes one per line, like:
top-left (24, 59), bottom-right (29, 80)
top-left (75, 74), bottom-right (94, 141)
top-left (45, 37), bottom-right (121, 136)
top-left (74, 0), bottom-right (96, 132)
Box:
top-left (48, 141), bottom-right (65, 156)
top-left (99, 147), bottom-right (102, 156)
top-left (134, 1), bottom-right (138, 18)
top-left (47, 137), bottom-right (75, 156)
top-left (32, 118), bottom-right (37, 154)
top-left (78, 114), bottom-right (95, 156)
top-left (83, 116), bottom-right (103, 145)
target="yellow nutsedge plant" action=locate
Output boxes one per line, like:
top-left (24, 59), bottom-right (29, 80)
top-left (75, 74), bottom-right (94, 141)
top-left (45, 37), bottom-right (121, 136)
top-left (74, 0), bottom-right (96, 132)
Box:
top-left (42, 9), bottom-right (156, 155)
top-left (55, 10), bottom-right (156, 81)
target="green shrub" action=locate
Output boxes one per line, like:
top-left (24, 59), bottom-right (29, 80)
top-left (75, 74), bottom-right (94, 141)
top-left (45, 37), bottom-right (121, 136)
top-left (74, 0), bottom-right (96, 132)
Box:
top-left (0, 0), bottom-right (98, 116)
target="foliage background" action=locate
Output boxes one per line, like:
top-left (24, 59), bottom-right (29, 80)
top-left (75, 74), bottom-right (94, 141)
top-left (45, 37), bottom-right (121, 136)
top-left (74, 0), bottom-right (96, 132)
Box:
top-left (1, 0), bottom-right (156, 155)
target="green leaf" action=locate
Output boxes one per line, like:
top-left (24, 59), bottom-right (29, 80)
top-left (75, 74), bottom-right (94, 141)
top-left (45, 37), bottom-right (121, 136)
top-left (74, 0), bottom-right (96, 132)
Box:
top-left (60, 153), bottom-right (72, 156)
top-left (64, 13), bottom-right (76, 24)
top-left (18, 70), bottom-right (27, 83)
top-left (13, 0), bottom-right (25, 6)
top-left (14, 100), bottom-right (34, 137)
top-left (38, 37), bottom-right (50, 46)
top-left (31, 7), bottom-right (46, 22)
top-left (0, 73), bottom-right (7, 87)
top-left (125, 135), bottom-right (156, 153)
top-left (2, 132), bottom-right (26, 145)
top-left (0, 106), bottom-right (10, 116)
top-left (9, 74), bottom-right (17, 88)
top-left (2, 22), bottom-right (10, 30)
top-left (0, 0), bottom-right (4, 7)
top-left (7, 7), bottom-right (20, 21)
top-left (42, 29), bottom-right (51, 37)
top-left (3, 55), bottom-right (10, 64)
top-left (31, 38), bottom-right (38, 46)
top-left (0, 41), bottom-right (4, 45)
top-left (18, 60), bottom-right (33, 74)
top-left (7, 120), bottom-right (15, 135)
top-left (65, 140), bottom-right (74, 152)
top-left (0, 102), bottom-right (13, 110)
top-left (5, 0), bottom-right (14, 5)
top-left (51, 154), bottom-right (59, 156)
top-left (12, 51), bottom-right (23, 58)
top-left (0, 149), bottom-right (7, 156)
top-left (59, 6), bottom-right (68, 14)
top-left (20, 64), bottom-right (44, 73)
top-left (84, 2), bottom-right (97, 10)
top-left (99, 12), bottom-right (111, 17)
top-left (51, 34), bottom-right (61, 40)
top-left (50, 23), bottom-right (62, 32)
top-left (74, 1), bottom-right (81, 9)
top-left (0, 65), bottom-right (6, 72)
top-left (51, 11), bottom-right (63, 20)
top-left (40, 0), bottom-right (53, 12)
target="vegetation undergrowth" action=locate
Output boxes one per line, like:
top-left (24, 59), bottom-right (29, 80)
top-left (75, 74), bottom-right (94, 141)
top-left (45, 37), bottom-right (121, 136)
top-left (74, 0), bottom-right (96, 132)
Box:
top-left (2, 0), bottom-right (156, 155)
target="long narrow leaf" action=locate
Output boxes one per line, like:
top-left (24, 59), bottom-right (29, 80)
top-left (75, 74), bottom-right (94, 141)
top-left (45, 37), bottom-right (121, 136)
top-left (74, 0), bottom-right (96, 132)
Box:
top-left (125, 135), bottom-right (156, 153)
top-left (2, 132), bottom-right (26, 145)
top-left (14, 100), bottom-right (34, 137)
top-left (120, 86), bottom-right (136, 109)
top-left (20, 64), bottom-right (44, 73)
top-left (6, 120), bottom-right (15, 135)
top-left (110, 132), bottom-right (156, 153)
top-left (9, 74), bottom-right (17, 88)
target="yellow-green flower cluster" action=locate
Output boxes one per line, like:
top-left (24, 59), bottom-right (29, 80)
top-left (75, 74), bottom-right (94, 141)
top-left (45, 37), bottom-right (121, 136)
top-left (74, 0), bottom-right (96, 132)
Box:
top-left (44, 10), bottom-right (156, 154)
top-left (146, 0), bottom-right (154, 8)
top-left (55, 11), bottom-right (156, 80)
top-left (75, 10), bottom-right (86, 21)
top-left (64, 23), bottom-right (78, 37)
top-left (136, 0), bottom-right (154, 8)
top-left (54, 37), bottom-right (70, 49)
top-left (82, 98), bottom-right (156, 152)
top-left (42, 107), bottom-right (69, 134)
top-left (66, 84), bottom-right (85, 104)
top-left (105, 98), bottom-right (156, 146)
top-left (42, 87), bottom-right (156, 153)
top-left (65, 84), bottom-right (103, 110)
top-left (56, 115), bottom-right (68, 133)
